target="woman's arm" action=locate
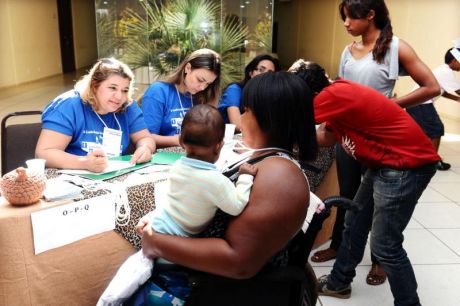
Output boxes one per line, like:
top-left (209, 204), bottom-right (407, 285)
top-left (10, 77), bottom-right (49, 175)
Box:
top-left (139, 157), bottom-right (309, 279)
top-left (393, 39), bottom-right (440, 108)
top-left (316, 123), bottom-right (337, 147)
top-left (220, 84), bottom-right (243, 131)
top-left (35, 129), bottom-right (107, 172)
top-left (442, 91), bottom-right (460, 102)
top-left (151, 134), bottom-right (180, 148)
top-left (227, 106), bottom-right (242, 131)
top-left (129, 129), bottom-right (156, 164)
top-left (141, 82), bottom-right (181, 147)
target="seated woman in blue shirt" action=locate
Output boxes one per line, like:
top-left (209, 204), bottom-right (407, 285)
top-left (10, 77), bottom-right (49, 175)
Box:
top-left (141, 48), bottom-right (221, 148)
top-left (218, 54), bottom-right (281, 131)
top-left (36, 58), bottom-right (156, 173)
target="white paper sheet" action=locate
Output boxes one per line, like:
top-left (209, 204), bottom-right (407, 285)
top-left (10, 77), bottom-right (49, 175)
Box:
top-left (58, 160), bottom-right (133, 175)
top-left (154, 180), bottom-right (169, 209)
top-left (42, 178), bottom-right (84, 201)
top-left (215, 140), bottom-right (242, 171)
top-left (301, 192), bottom-right (324, 233)
top-left (31, 195), bottom-right (116, 254)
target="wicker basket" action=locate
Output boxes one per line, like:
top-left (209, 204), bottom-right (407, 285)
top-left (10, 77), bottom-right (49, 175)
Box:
top-left (0, 167), bottom-right (46, 206)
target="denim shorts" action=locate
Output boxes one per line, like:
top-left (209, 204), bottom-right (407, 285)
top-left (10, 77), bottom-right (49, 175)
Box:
top-left (407, 103), bottom-right (444, 139)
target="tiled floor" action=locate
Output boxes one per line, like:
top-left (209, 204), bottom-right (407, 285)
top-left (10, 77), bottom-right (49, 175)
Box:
top-left (312, 136), bottom-right (460, 306)
top-left (1, 72), bottom-right (459, 306)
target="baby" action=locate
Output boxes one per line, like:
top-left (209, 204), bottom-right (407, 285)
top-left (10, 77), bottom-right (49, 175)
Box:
top-left (98, 104), bottom-right (257, 306)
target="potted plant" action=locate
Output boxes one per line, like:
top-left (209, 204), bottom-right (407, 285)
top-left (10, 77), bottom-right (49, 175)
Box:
top-left (116, 0), bottom-right (249, 87)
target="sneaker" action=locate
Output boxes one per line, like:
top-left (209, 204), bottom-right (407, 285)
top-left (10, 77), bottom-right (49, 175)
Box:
top-left (317, 275), bottom-right (351, 299)
top-left (436, 160), bottom-right (451, 171)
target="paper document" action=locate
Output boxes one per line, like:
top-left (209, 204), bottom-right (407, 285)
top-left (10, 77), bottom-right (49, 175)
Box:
top-left (215, 140), bottom-right (241, 171)
top-left (59, 160), bottom-right (133, 175)
top-left (43, 178), bottom-right (83, 201)
top-left (57, 153), bottom-right (184, 181)
top-left (31, 195), bottom-right (115, 254)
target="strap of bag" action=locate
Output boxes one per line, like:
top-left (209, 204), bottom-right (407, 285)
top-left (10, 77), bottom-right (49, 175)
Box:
top-left (223, 149), bottom-right (294, 182)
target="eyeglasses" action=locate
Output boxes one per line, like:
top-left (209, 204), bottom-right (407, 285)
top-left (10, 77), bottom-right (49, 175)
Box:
top-left (254, 66), bottom-right (268, 73)
top-left (254, 66), bottom-right (275, 74)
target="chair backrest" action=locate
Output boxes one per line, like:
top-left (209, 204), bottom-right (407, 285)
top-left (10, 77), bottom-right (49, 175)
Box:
top-left (1, 111), bottom-right (42, 175)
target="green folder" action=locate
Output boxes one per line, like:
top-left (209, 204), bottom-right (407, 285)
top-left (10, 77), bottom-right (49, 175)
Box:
top-left (76, 151), bottom-right (184, 181)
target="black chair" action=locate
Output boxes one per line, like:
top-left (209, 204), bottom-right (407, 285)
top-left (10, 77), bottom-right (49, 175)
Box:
top-left (1, 111), bottom-right (42, 175)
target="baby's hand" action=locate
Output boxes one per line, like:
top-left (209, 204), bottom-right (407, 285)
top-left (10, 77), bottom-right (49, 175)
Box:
top-left (136, 211), bottom-right (155, 235)
top-left (239, 163), bottom-right (258, 176)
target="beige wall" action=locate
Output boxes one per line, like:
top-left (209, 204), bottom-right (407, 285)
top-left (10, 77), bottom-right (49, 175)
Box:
top-left (273, 0), bottom-right (301, 69)
top-left (72, 0), bottom-right (98, 69)
top-left (0, 0), bottom-right (97, 89)
top-left (0, 0), bottom-right (62, 88)
top-left (275, 0), bottom-right (460, 119)
top-left (0, 0), bottom-right (16, 87)
top-left (387, 0), bottom-right (460, 120)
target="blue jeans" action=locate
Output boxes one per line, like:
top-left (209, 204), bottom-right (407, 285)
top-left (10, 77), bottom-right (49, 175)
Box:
top-left (328, 163), bottom-right (436, 306)
top-left (331, 144), bottom-right (364, 249)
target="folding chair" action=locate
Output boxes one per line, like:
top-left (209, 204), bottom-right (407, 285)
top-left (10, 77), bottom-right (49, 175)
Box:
top-left (1, 111), bottom-right (42, 175)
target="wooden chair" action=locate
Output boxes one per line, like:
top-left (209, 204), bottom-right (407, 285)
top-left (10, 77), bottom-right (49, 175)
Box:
top-left (1, 111), bottom-right (42, 175)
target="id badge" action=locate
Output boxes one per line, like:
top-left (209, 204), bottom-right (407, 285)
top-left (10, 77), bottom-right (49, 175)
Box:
top-left (87, 142), bottom-right (103, 154)
top-left (102, 127), bottom-right (122, 157)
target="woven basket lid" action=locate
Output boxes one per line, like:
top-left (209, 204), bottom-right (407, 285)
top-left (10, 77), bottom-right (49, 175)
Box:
top-left (0, 167), bottom-right (46, 206)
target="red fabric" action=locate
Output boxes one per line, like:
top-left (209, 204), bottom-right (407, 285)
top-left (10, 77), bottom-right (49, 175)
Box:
top-left (314, 79), bottom-right (440, 169)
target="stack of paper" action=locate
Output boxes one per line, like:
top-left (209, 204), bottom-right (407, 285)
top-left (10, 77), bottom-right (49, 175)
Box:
top-left (43, 178), bottom-right (83, 202)
top-left (59, 160), bottom-right (133, 175)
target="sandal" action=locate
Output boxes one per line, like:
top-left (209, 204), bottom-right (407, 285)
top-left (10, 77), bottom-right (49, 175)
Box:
top-left (310, 248), bottom-right (338, 263)
top-left (366, 263), bottom-right (387, 285)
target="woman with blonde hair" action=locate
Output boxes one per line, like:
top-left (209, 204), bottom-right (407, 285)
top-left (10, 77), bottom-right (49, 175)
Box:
top-left (142, 48), bottom-right (221, 147)
top-left (36, 58), bottom-right (155, 173)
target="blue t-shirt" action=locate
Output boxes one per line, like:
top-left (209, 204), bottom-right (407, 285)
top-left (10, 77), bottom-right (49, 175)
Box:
top-left (42, 90), bottom-right (147, 156)
top-left (218, 83), bottom-right (242, 123)
top-left (141, 81), bottom-right (193, 136)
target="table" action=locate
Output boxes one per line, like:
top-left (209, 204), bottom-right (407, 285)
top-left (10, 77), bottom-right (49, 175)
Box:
top-left (0, 149), bottom-right (180, 306)
top-left (0, 198), bottom-right (136, 306)
top-left (0, 146), bottom-right (338, 306)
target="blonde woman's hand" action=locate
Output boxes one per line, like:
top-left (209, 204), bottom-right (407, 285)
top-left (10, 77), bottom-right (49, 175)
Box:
top-left (84, 149), bottom-right (108, 172)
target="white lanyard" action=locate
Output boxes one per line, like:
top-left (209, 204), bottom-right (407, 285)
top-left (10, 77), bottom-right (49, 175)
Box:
top-left (94, 111), bottom-right (122, 157)
top-left (175, 85), bottom-right (192, 118)
top-left (94, 111), bottom-right (122, 131)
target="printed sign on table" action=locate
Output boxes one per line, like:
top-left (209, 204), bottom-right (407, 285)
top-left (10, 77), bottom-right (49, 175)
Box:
top-left (31, 195), bottom-right (115, 254)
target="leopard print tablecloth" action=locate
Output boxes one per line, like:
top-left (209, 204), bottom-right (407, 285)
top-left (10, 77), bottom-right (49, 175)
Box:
top-left (304, 146), bottom-right (335, 193)
top-left (45, 148), bottom-right (180, 250)
top-left (114, 147), bottom-right (185, 248)
top-left (46, 146), bottom-right (334, 250)
top-left (113, 181), bottom-right (157, 249)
